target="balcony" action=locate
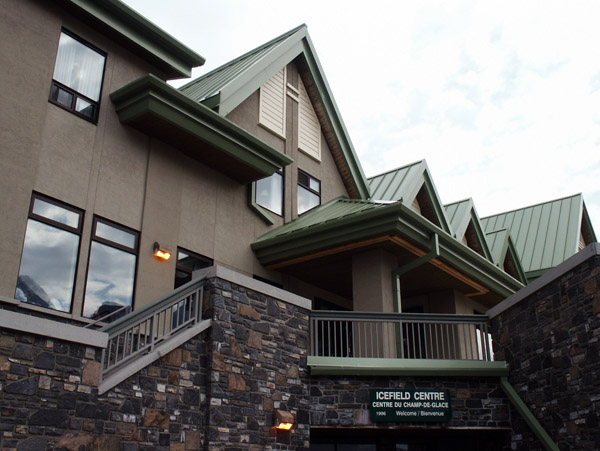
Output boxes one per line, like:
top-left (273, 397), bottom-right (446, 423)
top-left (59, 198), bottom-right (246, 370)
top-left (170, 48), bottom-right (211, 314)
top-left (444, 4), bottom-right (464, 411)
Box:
top-left (308, 311), bottom-right (508, 377)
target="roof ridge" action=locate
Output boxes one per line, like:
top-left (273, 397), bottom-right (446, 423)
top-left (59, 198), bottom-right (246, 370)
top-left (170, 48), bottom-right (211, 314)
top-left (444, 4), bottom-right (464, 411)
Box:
top-left (481, 193), bottom-right (582, 220)
top-left (367, 160), bottom-right (426, 181)
top-left (444, 197), bottom-right (473, 208)
top-left (179, 24), bottom-right (306, 92)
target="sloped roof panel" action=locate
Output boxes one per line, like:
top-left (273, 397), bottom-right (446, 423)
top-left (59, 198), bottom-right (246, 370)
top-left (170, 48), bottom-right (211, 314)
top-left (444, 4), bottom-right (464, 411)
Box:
top-left (367, 161), bottom-right (424, 202)
top-left (481, 194), bottom-right (585, 275)
top-left (444, 199), bottom-right (473, 239)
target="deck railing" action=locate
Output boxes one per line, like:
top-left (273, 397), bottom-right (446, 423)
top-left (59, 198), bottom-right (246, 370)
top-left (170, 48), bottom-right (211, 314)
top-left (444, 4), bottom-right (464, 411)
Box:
top-left (310, 311), bottom-right (493, 361)
top-left (99, 276), bottom-right (206, 379)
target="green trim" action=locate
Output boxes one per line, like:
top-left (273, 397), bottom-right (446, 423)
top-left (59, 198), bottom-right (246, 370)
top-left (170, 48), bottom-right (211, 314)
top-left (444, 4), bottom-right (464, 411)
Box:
top-left (500, 377), bottom-right (559, 451)
top-left (253, 199), bottom-right (523, 297)
top-left (110, 74), bottom-right (293, 183)
top-left (66, 0), bottom-right (205, 78)
top-left (248, 183), bottom-right (275, 225)
top-left (308, 356), bottom-right (509, 377)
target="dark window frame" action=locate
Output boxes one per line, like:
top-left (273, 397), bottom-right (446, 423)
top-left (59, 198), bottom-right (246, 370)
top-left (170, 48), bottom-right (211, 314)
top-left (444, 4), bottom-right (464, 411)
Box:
top-left (297, 169), bottom-right (321, 214)
top-left (17, 193), bottom-right (85, 314)
top-left (82, 216), bottom-right (139, 317)
top-left (48, 29), bottom-right (107, 124)
top-left (175, 247), bottom-right (213, 288)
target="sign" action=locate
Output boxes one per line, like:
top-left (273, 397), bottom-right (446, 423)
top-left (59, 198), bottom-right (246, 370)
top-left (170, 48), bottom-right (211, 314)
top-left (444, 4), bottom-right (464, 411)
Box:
top-left (369, 389), bottom-right (451, 422)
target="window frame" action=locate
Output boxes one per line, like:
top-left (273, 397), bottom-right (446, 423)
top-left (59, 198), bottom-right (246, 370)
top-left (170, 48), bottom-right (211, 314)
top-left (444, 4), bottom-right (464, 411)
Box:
top-left (175, 247), bottom-right (213, 289)
top-left (82, 217), bottom-right (139, 318)
top-left (254, 168), bottom-right (284, 217)
top-left (48, 29), bottom-right (107, 124)
top-left (17, 193), bottom-right (84, 313)
top-left (297, 169), bottom-right (321, 215)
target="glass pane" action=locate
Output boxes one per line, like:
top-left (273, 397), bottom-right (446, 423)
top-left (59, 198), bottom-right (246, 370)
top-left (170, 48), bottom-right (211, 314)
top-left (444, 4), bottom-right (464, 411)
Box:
top-left (32, 197), bottom-right (80, 228)
top-left (83, 241), bottom-right (136, 318)
top-left (309, 177), bottom-right (320, 193)
top-left (53, 85), bottom-right (74, 108)
top-left (16, 219), bottom-right (79, 312)
top-left (53, 32), bottom-right (105, 101)
top-left (298, 185), bottom-right (319, 214)
top-left (95, 221), bottom-right (136, 250)
top-left (175, 250), bottom-right (211, 288)
top-left (75, 97), bottom-right (95, 119)
top-left (256, 172), bottom-right (283, 215)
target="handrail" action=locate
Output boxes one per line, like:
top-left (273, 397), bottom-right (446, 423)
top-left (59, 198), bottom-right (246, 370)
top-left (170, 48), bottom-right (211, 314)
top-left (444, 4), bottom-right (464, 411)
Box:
top-left (310, 310), bottom-right (493, 361)
top-left (83, 304), bottom-right (131, 329)
top-left (100, 276), bottom-right (207, 378)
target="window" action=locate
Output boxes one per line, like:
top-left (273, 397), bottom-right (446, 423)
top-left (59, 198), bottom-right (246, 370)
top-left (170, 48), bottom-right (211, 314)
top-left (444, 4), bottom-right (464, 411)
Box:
top-left (175, 248), bottom-right (212, 288)
top-left (16, 194), bottom-right (83, 313)
top-left (298, 169), bottom-right (320, 214)
top-left (82, 218), bottom-right (138, 318)
top-left (49, 30), bottom-right (106, 122)
top-left (255, 169), bottom-right (284, 216)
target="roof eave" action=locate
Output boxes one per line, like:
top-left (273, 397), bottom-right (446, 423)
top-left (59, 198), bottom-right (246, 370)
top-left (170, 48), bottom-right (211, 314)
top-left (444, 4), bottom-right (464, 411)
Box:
top-left (110, 74), bottom-right (293, 183)
top-left (62, 0), bottom-right (205, 78)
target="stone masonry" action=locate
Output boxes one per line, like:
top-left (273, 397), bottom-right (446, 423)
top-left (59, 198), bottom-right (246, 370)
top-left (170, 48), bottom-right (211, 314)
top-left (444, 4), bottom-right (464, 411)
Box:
top-left (491, 250), bottom-right (600, 450)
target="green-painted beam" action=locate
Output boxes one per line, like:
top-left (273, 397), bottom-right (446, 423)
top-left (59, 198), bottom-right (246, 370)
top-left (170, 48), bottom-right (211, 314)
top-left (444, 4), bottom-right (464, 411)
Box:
top-left (499, 377), bottom-right (559, 451)
top-left (308, 356), bottom-right (509, 377)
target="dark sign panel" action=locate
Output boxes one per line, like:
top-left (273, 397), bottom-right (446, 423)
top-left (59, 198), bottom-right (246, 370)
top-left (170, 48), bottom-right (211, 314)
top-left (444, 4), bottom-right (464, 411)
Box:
top-left (369, 389), bottom-right (451, 422)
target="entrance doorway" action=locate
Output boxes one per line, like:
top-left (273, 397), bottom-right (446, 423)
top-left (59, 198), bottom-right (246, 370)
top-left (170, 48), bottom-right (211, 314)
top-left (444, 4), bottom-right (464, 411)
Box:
top-left (310, 427), bottom-right (510, 450)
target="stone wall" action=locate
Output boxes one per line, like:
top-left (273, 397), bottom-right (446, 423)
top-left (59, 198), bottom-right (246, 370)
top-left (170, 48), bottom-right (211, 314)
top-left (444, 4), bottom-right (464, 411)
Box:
top-left (203, 276), bottom-right (311, 450)
top-left (491, 251), bottom-right (600, 450)
top-left (0, 326), bottom-right (208, 451)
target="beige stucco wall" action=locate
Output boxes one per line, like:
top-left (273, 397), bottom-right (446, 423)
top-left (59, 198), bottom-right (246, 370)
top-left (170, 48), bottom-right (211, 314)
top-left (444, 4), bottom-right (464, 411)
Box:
top-left (0, 5), bottom-right (351, 318)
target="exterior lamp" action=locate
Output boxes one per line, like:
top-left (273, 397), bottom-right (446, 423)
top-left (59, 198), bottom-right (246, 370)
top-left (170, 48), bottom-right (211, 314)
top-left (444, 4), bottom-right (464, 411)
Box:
top-left (274, 410), bottom-right (294, 430)
top-left (153, 242), bottom-right (171, 261)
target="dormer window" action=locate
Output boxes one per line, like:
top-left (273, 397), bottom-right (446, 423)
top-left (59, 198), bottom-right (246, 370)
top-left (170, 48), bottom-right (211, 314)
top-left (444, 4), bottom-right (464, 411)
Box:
top-left (49, 30), bottom-right (106, 123)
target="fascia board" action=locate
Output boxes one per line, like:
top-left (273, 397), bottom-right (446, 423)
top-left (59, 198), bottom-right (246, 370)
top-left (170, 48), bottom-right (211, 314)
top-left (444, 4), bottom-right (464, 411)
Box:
top-left (66, 0), bottom-right (205, 78)
top-left (422, 171), bottom-right (452, 234)
top-left (299, 36), bottom-right (370, 200)
top-left (507, 238), bottom-right (528, 283)
top-left (582, 201), bottom-right (598, 242)
top-left (110, 74), bottom-right (292, 177)
top-left (218, 40), bottom-right (305, 116)
top-left (470, 210), bottom-right (494, 261)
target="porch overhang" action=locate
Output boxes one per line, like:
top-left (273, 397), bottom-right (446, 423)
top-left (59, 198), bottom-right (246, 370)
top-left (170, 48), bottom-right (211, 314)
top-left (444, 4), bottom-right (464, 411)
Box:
top-left (110, 74), bottom-right (293, 184)
top-left (252, 200), bottom-right (523, 304)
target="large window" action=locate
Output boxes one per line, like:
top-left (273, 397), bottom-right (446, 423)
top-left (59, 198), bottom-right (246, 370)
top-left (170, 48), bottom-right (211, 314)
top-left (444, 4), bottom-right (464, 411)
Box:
top-left (16, 194), bottom-right (83, 313)
top-left (298, 169), bottom-right (321, 214)
top-left (175, 248), bottom-right (212, 288)
top-left (49, 30), bottom-right (106, 122)
top-left (255, 169), bottom-right (283, 216)
top-left (82, 218), bottom-right (138, 318)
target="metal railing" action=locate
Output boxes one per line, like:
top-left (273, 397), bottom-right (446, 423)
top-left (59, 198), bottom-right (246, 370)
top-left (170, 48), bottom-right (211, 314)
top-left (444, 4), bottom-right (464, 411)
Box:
top-left (99, 276), bottom-right (206, 378)
top-left (310, 311), bottom-right (493, 361)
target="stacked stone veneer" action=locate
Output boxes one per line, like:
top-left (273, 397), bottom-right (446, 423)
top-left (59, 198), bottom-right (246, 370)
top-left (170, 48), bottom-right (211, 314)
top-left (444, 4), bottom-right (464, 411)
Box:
top-left (309, 375), bottom-right (511, 432)
top-left (203, 276), bottom-right (311, 450)
top-left (0, 327), bottom-right (208, 451)
top-left (491, 252), bottom-right (600, 450)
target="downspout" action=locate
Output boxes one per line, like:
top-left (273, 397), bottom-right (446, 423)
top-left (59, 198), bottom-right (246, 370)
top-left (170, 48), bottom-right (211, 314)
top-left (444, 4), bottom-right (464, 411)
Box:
top-left (392, 233), bottom-right (440, 312)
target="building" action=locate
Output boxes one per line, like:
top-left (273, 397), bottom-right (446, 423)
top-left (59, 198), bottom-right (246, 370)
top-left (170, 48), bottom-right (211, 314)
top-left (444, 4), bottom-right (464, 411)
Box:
top-left (0, 1), bottom-right (598, 450)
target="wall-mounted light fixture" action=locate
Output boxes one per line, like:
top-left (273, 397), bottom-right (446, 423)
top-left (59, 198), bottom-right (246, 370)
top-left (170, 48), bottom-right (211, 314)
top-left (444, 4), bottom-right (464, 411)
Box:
top-left (153, 242), bottom-right (171, 260)
top-left (274, 409), bottom-right (294, 430)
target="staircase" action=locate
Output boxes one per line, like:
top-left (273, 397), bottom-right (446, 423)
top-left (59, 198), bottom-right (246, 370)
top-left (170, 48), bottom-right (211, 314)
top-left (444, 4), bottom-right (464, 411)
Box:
top-left (97, 276), bottom-right (212, 394)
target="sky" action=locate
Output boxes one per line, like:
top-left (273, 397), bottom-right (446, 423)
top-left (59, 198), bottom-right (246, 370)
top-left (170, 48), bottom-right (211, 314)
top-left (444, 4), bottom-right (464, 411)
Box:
top-left (123, 0), bottom-right (600, 233)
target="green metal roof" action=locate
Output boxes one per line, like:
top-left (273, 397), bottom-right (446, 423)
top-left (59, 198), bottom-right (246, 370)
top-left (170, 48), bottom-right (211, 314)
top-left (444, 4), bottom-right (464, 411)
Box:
top-left (178, 25), bottom-right (370, 200)
top-left (63, 0), bottom-right (205, 78)
top-left (481, 194), bottom-right (597, 278)
top-left (485, 228), bottom-right (527, 283)
top-left (252, 197), bottom-right (524, 298)
top-left (368, 160), bottom-right (451, 233)
top-left (444, 198), bottom-right (493, 262)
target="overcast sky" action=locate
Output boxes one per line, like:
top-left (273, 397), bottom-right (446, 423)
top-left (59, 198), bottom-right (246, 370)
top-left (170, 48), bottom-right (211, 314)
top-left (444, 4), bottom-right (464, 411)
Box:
top-left (123, 0), bottom-right (599, 233)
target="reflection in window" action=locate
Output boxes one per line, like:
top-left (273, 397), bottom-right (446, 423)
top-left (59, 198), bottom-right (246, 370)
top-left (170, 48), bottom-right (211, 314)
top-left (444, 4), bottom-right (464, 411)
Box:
top-left (298, 169), bottom-right (321, 214)
top-left (83, 218), bottom-right (138, 319)
top-left (255, 170), bottom-right (283, 216)
top-left (49, 30), bottom-right (106, 122)
top-left (175, 248), bottom-right (212, 288)
top-left (16, 194), bottom-right (82, 312)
